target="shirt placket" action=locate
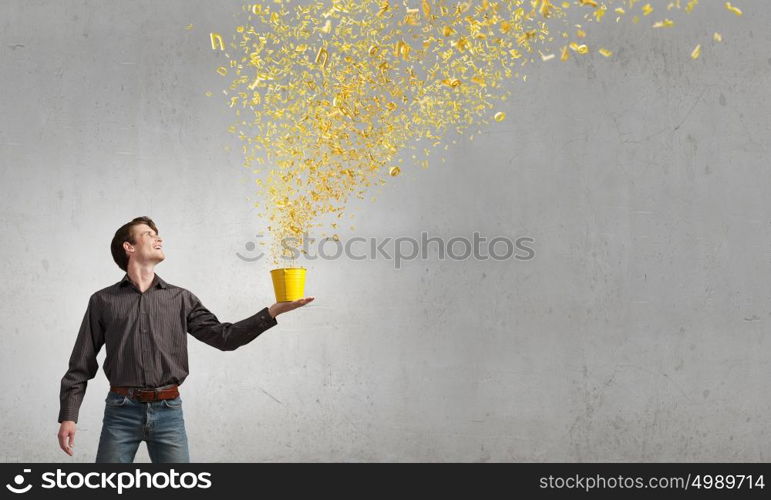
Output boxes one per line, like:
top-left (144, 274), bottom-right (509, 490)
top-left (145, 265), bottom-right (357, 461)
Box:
top-left (138, 291), bottom-right (152, 387)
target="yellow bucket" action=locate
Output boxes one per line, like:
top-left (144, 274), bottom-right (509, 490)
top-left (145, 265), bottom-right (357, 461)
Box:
top-left (270, 267), bottom-right (306, 302)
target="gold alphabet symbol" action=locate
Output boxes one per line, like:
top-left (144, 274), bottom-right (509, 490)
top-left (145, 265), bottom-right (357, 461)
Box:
top-left (210, 32), bottom-right (225, 51)
top-left (314, 47), bottom-right (328, 68)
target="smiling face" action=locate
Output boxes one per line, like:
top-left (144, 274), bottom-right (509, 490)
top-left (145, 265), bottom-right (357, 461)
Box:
top-left (123, 223), bottom-right (164, 267)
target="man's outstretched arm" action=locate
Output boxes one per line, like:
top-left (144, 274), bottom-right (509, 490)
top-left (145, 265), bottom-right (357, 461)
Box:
top-left (186, 293), bottom-right (314, 351)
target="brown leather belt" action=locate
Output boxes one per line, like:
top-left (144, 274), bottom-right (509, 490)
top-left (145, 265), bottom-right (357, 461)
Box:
top-left (111, 384), bottom-right (179, 402)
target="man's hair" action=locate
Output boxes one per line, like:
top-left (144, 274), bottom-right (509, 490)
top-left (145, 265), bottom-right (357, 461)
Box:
top-left (111, 216), bottom-right (159, 272)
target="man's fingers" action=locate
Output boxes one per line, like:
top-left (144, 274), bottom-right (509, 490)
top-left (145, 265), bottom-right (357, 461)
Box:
top-left (295, 297), bottom-right (314, 307)
top-left (275, 296), bottom-right (315, 315)
top-left (58, 430), bottom-right (75, 456)
top-left (58, 434), bottom-right (72, 456)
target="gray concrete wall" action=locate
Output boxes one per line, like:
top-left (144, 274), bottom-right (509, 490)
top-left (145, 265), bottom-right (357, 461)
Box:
top-left (1, 1), bottom-right (769, 462)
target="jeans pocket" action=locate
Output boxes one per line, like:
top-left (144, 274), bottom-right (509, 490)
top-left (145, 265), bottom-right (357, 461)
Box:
top-left (105, 392), bottom-right (129, 407)
top-left (162, 396), bottom-right (182, 409)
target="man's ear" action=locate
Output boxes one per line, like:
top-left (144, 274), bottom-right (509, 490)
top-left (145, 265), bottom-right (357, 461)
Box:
top-left (123, 241), bottom-right (134, 254)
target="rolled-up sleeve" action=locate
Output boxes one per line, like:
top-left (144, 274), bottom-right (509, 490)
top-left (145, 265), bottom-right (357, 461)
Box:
top-left (186, 293), bottom-right (278, 351)
top-left (58, 294), bottom-right (105, 423)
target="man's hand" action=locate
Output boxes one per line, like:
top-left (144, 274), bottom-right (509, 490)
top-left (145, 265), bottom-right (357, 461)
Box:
top-left (268, 296), bottom-right (315, 318)
top-left (58, 421), bottom-right (76, 456)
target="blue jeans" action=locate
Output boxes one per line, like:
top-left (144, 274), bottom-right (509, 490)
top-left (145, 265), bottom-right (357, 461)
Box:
top-left (95, 390), bottom-right (190, 463)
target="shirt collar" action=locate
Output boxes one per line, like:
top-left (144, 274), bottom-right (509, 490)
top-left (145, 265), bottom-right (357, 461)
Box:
top-left (120, 273), bottom-right (167, 290)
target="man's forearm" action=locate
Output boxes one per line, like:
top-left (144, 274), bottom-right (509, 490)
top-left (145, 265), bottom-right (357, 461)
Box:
top-left (188, 305), bottom-right (278, 351)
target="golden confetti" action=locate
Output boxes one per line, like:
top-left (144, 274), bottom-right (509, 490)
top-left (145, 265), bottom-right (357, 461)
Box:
top-left (569, 42), bottom-right (589, 54)
top-left (690, 43), bottom-right (701, 59)
top-left (208, 0), bottom-right (743, 264)
top-left (724, 2), bottom-right (743, 16)
top-left (652, 19), bottom-right (674, 28)
top-left (210, 32), bottom-right (224, 51)
top-left (314, 46), bottom-right (328, 67)
top-left (537, 0), bottom-right (556, 18)
top-left (713, 32), bottom-right (723, 42)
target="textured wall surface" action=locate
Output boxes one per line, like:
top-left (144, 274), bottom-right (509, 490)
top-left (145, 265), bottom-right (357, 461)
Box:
top-left (1, 1), bottom-right (769, 462)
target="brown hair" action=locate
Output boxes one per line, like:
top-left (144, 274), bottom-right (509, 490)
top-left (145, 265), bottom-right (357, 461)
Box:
top-left (110, 216), bottom-right (159, 271)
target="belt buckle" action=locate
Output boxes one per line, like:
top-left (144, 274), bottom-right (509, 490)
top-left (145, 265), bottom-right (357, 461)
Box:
top-left (128, 387), bottom-right (156, 401)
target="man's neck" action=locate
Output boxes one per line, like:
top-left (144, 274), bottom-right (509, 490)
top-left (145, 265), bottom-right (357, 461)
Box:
top-left (126, 264), bottom-right (156, 293)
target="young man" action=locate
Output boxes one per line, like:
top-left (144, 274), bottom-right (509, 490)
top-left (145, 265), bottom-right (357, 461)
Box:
top-left (56, 216), bottom-right (313, 462)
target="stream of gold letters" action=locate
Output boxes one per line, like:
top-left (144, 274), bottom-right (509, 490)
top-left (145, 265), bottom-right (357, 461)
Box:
top-left (205, 0), bottom-right (743, 264)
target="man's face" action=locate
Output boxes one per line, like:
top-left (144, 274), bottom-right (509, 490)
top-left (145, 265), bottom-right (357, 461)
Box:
top-left (124, 223), bottom-right (164, 266)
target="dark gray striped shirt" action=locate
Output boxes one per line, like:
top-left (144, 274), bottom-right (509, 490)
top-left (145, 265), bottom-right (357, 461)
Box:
top-left (58, 272), bottom-right (278, 423)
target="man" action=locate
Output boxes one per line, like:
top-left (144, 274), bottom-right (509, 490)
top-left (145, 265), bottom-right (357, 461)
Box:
top-left (56, 216), bottom-right (313, 462)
